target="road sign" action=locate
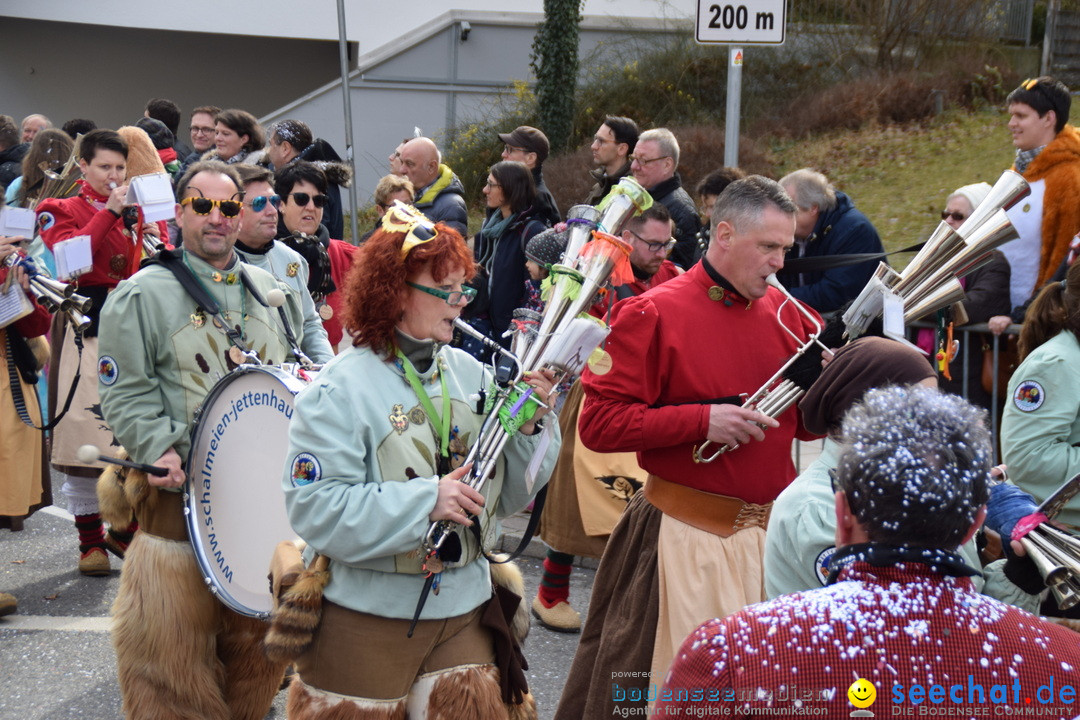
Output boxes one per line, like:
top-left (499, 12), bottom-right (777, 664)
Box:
top-left (695, 0), bottom-right (787, 45)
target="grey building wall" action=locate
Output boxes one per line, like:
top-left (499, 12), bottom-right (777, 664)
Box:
top-left (0, 17), bottom-right (348, 135)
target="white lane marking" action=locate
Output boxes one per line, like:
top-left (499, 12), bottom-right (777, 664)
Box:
top-left (0, 614), bottom-right (112, 632)
top-left (41, 505), bottom-right (75, 522)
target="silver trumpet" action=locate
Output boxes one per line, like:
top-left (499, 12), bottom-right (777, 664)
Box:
top-left (692, 274), bottom-right (829, 464)
top-left (422, 178), bottom-right (653, 559)
top-left (4, 252), bottom-right (92, 331)
top-left (843, 169), bottom-right (1030, 339)
top-left (1017, 473), bottom-right (1080, 610)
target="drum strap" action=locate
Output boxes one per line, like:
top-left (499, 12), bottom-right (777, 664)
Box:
top-left (151, 250), bottom-right (252, 357)
top-left (237, 269), bottom-right (310, 366)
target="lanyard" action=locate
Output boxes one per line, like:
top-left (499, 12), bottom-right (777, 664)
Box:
top-left (396, 349), bottom-right (451, 459)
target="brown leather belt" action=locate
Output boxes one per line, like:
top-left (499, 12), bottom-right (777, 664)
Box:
top-left (644, 474), bottom-right (771, 538)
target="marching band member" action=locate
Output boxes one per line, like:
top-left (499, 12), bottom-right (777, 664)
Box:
top-left (97, 161), bottom-right (304, 719)
top-left (554, 176), bottom-right (821, 720)
top-left (281, 206), bottom-right (560, 719)
top-left (1, 235), bottom-right (51, 532)
top-left (38, 129), bottom-right (167, 575)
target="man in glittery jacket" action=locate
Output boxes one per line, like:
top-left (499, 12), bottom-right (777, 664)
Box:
top-left (658, 386), bottom-right (1080, 718)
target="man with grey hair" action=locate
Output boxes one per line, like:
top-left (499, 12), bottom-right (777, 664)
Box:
top-left (554, 176), bottom-right (822, 720)
top-left (20, 113), bottom-right (51, 143)
top-left (777, 167), bottom-right (884, 313)
top-left (265, 119), bottom-right (351, 241)
top-left (658, 385), bottom-right (1080, 718)
top-left (630, 127), bottom-right (703, 269)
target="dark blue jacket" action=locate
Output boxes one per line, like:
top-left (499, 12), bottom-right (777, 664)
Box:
top-left (777, 191), bottom-right (883, 313)
top-left (474, 210), bottom-right (548, 342)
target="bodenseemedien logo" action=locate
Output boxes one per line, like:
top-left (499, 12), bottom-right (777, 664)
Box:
top-left (848, 678), bottom-right (877, 717)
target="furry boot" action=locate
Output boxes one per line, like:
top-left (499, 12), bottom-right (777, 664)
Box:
top-left (287, 677), bottom-right (407, 720)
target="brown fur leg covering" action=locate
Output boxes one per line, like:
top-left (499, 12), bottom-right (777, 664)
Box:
top-left (287, 677), bottom-right (407, 720)
top-left (489, 558), bottom-right (530, 644)
top-left (95, 457), bottom-right (135, 529)
top-left (219, 610), bottom-right (288, 720)
top-left (423, 664), bottom-right (508, 720)
top-left (111, 532), bottom-right (229, 720)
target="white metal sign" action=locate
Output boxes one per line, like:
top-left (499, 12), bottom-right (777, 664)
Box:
top-left (695, 0), bottom-right (787, 45)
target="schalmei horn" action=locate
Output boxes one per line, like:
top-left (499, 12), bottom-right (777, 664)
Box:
top-left (421, 177), bottom-right (653, 559)
top-left (1015, 473), bottom-right (1080, 610)
top-left (844, 169), bottom-right (1030, 339)
top-left (4, 251), bottom-right (92, 332)
top-left (692, 274), bottom-right (830, 463)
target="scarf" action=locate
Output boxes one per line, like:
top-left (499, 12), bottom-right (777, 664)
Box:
top-left (1014, 145), bottom-right (1045, 174)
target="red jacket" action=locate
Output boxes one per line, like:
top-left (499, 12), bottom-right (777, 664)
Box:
top-left (580, 262), bottom-right (819, 504)
top-left (37, 182), bottom-right (167, 287)
top-left (324, 238), bottom-right (357, 348)
top-left (589, 259), bottom-right (681, 319)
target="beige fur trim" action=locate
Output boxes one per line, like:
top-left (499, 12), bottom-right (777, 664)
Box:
top-left (489, 557), bottom-right (530, 644)
top-left (287, 677), bottom-right (407, 720)
top-left (96, 456), bottom-right (134, 529)
top-left (425, 664), bottom-right (506, 720)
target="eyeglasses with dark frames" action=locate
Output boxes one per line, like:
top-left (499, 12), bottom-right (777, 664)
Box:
top-left (629, 154), bottom-right (671, 166)
top-left (627, 229), bottom-right (676, 254)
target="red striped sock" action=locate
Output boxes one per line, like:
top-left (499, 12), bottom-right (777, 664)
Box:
top-left (538, 550), bottom-right (574, 607)
top-left (75, 513), bottom-right (106, 553)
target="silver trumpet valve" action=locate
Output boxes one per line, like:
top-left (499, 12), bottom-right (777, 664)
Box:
top-left (692, 274), bottom-right (827, 464)
top-left (4, 251), bottom-right (93, 331)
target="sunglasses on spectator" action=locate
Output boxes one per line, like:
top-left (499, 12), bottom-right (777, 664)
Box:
top-left (406, 281), bottom-right (478, 306)
top-left (289, 192), bottom-right (329, 209)
top-left (247, 194), bottom-right (281, 212)
top-left (940, 211), bottom-right (966, 222)
top-left (180, 196), bottom-right (242, 218)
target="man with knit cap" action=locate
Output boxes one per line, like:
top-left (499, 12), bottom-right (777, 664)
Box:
top-left (764, 336), bottom-right (1038, 613)
top-left (988, 76), bottom-right (1080, 333)
top-left (498, 125), bottom-right (560, 225)
top-left (658, 384), bottom-right (1079, 718)
top-left (398, 137), bottom-right (468, 237)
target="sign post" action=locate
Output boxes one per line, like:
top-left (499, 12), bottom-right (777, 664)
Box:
top-left (695, 1), bottom-right (787, 166)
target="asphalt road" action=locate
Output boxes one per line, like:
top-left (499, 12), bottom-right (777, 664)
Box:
top-left (0, 505), bottom-right (596, 720)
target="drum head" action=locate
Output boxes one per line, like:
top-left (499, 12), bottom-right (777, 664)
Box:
top-left (185, 366), bottom-right (306, 618)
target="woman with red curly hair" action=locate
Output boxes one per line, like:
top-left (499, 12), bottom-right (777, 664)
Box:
top-left (281, 204), bottom-right (561, 719)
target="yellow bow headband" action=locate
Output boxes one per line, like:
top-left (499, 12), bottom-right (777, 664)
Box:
top-left (381, 200), bottom-right (438, 259)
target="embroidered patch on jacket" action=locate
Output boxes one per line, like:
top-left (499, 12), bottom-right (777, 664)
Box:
top-left (815, 546), bottom-right (838, 586)
top-left (291, 453), bottom-right (321, 486)
top-left (1013, 380), bottom-right (1045, 412)
top-left (389, 403), bottom-right (409, 434)
top-left (98, 356), bottom-right (119, 386)
top-left (286, 262), bottom-right (300, 278)
top-left (37, 212), bottom-right (55, 232)
top-left (408, 405), bottom-right (427, 425)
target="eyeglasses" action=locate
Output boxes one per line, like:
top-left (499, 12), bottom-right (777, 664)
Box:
top-left (627, 229), bottom-right (676, 254)
top-left (190, 126), bottom-right (215, 136)
top-left (591, 136), bottom-right (615, 146)
top-left (503, 145), bottom-right (528, 155)
top-left (941, 211), bottom-right (966, 222)
top-left (630, 154), bottom-right (671, 166)
top-left (247, 194), bottom-right (281, 212)
top-left (180, 196), bottom-right (242, 218)
top-left (485, 180), bottom-right (501, 189)
top-left (406, 281), bottom-right (477, 306)
top-left (289, 192), bottom-right (329, 209)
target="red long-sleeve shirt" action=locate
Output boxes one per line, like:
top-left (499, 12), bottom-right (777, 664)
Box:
top-left (579, 262), bottom-right (820, 504)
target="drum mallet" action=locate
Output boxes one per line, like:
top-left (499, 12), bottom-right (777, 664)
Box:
top-left (77, 444), bottom-right (169, 477)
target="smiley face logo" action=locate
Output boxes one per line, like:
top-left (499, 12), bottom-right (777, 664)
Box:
top-left (847, 678), bottom-right (877, 709)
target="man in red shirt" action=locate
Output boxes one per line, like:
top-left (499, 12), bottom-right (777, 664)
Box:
top-left (554, 176), bottom-right (820, 720)
top-left (658, 385), bottom-right (1080, 718)
top-left (38, 129), bottom-right (166, 575)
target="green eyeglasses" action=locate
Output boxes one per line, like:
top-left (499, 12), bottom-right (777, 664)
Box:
top-left (406, 281), bottom-right (477, 306)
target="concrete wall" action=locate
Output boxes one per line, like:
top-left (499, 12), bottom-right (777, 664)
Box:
top-left (0, 17), bottom-right (346, 132)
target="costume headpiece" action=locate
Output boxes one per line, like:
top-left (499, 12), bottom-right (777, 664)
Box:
top-left (381, 200), bottom-right (437, 259)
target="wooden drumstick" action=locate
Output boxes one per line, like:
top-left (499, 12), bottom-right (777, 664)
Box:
top-left (77, 444), bottom-right (169, 477)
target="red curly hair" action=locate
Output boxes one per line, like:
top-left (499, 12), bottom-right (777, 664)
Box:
top-left (342, 223), bottom-right (476, 356)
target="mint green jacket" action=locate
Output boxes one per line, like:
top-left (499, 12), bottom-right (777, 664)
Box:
top-left (1001, 330), bottom-right (1080, 529)
top-left (282, 343), bottom-right (560, 619)
top-left (98, 251), bottom-right (304, 466)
